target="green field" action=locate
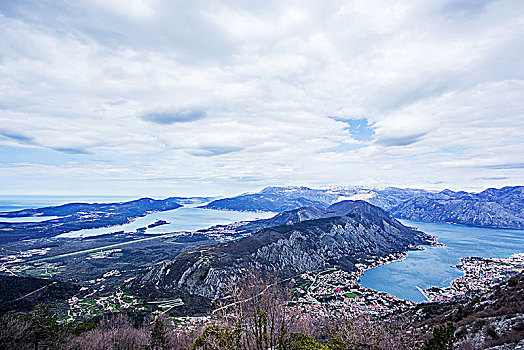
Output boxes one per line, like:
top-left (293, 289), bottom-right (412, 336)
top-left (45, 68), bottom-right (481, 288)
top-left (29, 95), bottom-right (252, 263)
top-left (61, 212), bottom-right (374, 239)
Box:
top-left (344, 292), bottom-right (359, 298)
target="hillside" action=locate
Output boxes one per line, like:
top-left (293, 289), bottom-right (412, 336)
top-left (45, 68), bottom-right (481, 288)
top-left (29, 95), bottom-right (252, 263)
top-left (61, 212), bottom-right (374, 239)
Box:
top-left (130, 200), bottom-right (432, 305)
top-left (391, 186), bottom-right (524, 229)
top-left (0, 275), bottom-right (80, 314)
top-left (237, 199), bottom-right (403, 233)
top-left (418, 272), bottom-right (524, 349)
top-left (199, 192), bottom-right (329, 212)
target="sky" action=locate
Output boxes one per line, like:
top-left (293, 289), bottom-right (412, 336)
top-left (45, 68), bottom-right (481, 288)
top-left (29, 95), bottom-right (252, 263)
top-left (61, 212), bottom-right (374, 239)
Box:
top-left (0, 0), bottom-right (523, 197)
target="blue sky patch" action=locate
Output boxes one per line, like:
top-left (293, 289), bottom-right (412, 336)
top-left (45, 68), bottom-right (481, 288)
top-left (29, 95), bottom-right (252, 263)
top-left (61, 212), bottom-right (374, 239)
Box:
top-left (329, 117), bottom-right (375, 142)
top-left (0, 145), bottom-right (85, 165)
top-left (318, 143), bottom-right (363, 154)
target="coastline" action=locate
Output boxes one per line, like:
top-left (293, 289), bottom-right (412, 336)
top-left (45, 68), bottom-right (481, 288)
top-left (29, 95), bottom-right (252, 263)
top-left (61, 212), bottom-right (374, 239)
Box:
top-left (422, 253), bottom-right (524, 302)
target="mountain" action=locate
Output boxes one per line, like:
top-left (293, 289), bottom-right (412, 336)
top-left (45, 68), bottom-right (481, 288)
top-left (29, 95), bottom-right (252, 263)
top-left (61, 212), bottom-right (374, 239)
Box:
top-left (237, 199), bottom-right (402, 233)
top-left (130, 200), bottom-right (432, 306)
top-left (391, 186), bottom-right (524, 229)
top-left (0, 197), bottom-right (185, 243)
top-left (201, 185), bottom-right (524, 229)
top-left (199, 192), bottom-right (329, 212)
top-left (199, 185), bottom-right (433, 212)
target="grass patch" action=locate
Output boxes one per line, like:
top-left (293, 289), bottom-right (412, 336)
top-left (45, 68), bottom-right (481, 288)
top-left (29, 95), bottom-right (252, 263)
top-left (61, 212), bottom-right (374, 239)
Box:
top-left (344, 293), bottom-right (359, 298)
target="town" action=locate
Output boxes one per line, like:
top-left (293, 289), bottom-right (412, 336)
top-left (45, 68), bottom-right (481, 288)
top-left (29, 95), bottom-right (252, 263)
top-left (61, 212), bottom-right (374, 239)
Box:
top-left (423, 253), bottom-right (524, 302)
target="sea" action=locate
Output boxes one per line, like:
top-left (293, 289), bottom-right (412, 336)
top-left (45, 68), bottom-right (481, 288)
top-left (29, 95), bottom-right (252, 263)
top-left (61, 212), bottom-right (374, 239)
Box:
top-left (359, 219), bottom-right (524, 302)
top-left (0, 195), bottom-right (274, 237)
top-left (0, 195), bottom-right (135, 212)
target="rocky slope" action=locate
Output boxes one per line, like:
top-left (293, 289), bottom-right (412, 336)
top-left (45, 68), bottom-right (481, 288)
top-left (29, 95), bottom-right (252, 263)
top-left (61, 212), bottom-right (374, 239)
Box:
top-left (418, 272), bottom-right (524, 349)
top-left (130, 201), bottom-right (432, 303)
top-left (391, 186), bottom-right (524, 229)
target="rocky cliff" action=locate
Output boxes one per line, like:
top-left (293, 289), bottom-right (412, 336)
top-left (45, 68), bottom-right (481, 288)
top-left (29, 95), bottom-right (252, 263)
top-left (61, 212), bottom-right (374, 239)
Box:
top-left (130, 201), bottom-right (432, 302)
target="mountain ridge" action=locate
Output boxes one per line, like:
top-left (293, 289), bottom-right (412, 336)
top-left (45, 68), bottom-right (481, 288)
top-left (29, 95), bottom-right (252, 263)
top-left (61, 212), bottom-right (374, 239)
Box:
top-left (201, 185), bottom-right (524, 229)
top-left (130, 200), bottom-right (434, 306)
top-left (391, 186), bottom-right (524, 229)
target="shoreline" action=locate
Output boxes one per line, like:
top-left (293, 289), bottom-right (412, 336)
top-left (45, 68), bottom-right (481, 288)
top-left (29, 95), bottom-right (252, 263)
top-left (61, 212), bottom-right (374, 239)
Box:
top-left (422, 253), bottom-right (524, 302)
top-left (355, 234), bottom-right (444, 302)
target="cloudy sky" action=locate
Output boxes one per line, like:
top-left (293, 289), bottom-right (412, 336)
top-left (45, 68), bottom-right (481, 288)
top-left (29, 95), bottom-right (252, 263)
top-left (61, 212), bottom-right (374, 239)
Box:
top-left (0, 0), bottom-right (523, 197)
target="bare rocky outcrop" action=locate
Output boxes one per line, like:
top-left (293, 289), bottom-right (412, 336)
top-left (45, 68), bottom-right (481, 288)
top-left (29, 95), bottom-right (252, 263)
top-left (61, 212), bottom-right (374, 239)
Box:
top-left (130, 200), bottom-right (433, 302)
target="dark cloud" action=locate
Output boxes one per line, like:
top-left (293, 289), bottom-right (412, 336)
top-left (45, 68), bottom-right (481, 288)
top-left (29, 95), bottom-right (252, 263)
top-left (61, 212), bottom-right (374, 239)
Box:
top-left (0, 131), bottom-right (89, 155)
top-left (376, 132), bottom-right (428, 147)
top-left (0, 130), bottom-right (35, 144)
top-left (140, 109), bottom-right (207, 124)
top-left (480, 163), bottom-right (524, 170)
top-left (187, 146), bottom-right (244, 157)
top-left (0, 1), bottom-right (236, 65)
top-left (51, 147), bottom-right (90, 155)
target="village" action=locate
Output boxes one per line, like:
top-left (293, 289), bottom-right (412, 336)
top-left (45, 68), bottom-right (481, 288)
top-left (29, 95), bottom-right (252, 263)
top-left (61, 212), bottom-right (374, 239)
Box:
top-left (423, 253), bottom-right (524, 302)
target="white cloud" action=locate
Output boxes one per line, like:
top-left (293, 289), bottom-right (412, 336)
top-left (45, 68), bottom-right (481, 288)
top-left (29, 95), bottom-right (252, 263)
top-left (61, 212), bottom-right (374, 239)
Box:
top-left (0, 0), bottom-right (522, 196)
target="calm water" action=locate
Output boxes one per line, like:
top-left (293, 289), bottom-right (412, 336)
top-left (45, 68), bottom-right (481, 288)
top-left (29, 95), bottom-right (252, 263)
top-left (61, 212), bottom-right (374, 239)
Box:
top-left (0, 195), bottom-right (275, 238)
top-left (0, 216), bottom-right (61, 223)
top-left (57, 206), bottom-right (274, 238)
top-left (359, 220), bottom-right (524, 302)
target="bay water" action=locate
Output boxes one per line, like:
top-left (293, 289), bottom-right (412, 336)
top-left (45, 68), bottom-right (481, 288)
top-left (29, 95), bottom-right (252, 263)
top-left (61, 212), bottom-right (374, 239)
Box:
top-left (359, 219), bottom-right (524, 302)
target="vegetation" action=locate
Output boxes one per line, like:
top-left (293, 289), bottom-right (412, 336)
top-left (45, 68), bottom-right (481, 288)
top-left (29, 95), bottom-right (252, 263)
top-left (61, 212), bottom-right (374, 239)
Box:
top-left (422, 322), bottom-right (456, 350)
top-left (1, 273), bottom-right (523, 349)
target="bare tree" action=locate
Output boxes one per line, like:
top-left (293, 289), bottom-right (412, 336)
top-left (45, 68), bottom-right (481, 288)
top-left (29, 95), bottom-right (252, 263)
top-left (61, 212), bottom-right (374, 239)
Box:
top-left (0, 312), bottom-right (34, 350)
top-left (193, 271), bottom-right (297, 350)
top-left (64, 314), bottom-right (149, 350)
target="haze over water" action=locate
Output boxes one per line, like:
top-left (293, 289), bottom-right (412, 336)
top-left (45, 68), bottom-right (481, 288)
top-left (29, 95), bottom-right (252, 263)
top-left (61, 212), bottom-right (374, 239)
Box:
top-left (359, 220), bottom-right (524, 302)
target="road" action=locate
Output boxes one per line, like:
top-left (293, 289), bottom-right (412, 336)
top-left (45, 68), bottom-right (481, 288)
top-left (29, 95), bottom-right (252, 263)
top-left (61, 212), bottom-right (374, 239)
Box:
top-left (24, 232), bottom-right (185, 264)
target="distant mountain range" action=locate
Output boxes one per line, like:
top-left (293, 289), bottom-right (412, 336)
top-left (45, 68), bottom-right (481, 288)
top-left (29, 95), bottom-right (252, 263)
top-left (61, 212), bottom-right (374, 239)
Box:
top-left (130, 200), bottom-right (433, 305)
top-left (201, 185), bottom-right (524, 229)
top-left (391, 186), bottom-right (524, 229)
top-left (200, 186), bottom-right (431, 212)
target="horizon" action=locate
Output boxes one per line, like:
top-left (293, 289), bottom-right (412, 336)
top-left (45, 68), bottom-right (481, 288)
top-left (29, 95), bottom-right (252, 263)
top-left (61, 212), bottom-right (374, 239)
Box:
top-left (0, 183), bottom-right (521, 202)
top-left (1, 1), bottom-right (523, 196)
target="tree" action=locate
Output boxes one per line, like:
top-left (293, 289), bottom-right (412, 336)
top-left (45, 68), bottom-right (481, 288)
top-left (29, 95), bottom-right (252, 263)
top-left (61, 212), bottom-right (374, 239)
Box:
top-left (0, 312), bottom-right (33, 350)
top-left (28, 303), bottom-right (62, 350)
top-left (191, 322), bottom-right (243, 350)
top-left (423, 322), bottom-right (456, 350)
top-left (285, 333), bottom-right (329, 350)
top-left (150, 317), bottom-right (168, 350)
top-left (191, 272), bottom-right (302, 350)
